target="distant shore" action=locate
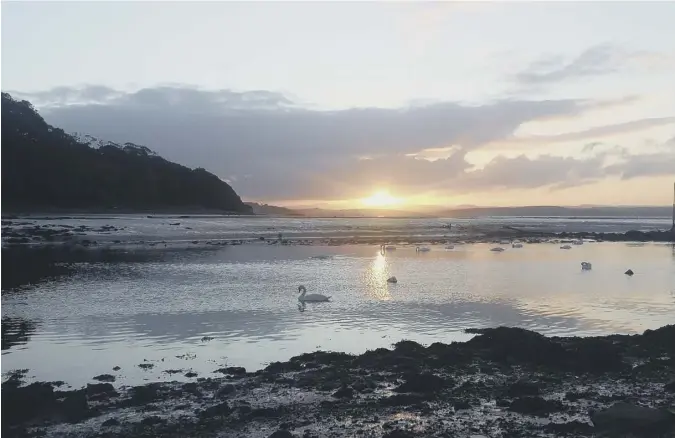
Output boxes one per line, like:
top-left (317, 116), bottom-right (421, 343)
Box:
top-left (4, 325), bottom-right (674, 437)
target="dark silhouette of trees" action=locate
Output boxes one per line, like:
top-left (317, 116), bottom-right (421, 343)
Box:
top-left (1, 92), bottom-right (251, 213)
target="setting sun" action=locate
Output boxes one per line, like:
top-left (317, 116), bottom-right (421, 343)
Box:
top-left (360, 190), bottom-right (402, 207)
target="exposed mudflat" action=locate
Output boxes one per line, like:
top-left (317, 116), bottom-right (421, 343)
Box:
top-left (4, 326), bottom-right (675, 438)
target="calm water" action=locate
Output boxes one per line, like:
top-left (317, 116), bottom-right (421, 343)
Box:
top-left (3, 235), bottom-right (674, 388)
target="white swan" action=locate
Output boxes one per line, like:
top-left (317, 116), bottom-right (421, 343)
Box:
top-left (445, 244), bottom-right (455, 250)
top-left (512, 243), bottom-right (523, 248)
top-left (490, 247), bottom-right (505, 252)
top-left (581, 262), bottom-right (592, 270)
top-left (416, 246), bottom-right (431, 252)
top-left (573, 240), bottom-right (584, 245)
top-left (387, 276), bottom-right (398, 283)
top-left (380, 244), bottom-right (397, 251)
top-left (297, 285), bottom-right (331, 303)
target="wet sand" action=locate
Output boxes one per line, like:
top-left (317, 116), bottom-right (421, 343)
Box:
top-left (3, 325), bottom-right (675, 438)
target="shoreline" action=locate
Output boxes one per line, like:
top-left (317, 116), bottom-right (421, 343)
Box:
top-left (4, 325), bottom-right (674, 437)
top-left (3, 217), bottom-right (674, 248)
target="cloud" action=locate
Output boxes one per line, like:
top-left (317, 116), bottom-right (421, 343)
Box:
top-left (459, 154), bottom-right (606, 191)
top-left (482, 117), bottom-right (675, 151)
top-left (8, 85), bottom-right (673, 201)
top-left (603, 138), bottom-right (675, 180)
top-left (514, 44), bottom-right (674, 86)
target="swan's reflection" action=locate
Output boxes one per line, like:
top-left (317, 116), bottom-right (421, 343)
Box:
top-left (297, 301), bottom-right (306, 313)
top-left (364, 252), bottom-right (392, 300)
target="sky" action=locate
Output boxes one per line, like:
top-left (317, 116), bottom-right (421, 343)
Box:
top-left (2, 1), bottom-right (675, 209)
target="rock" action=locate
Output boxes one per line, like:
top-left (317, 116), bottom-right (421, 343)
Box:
top-left (506, 379), bottom-right (540, 397)
top-left (141, 416), bottom-right (165, 426)
top-left (496, 398), bottom-right (511, 408)
top-left (625, 269), bottom-right (634, 276)
top-left (213, 366), bottom-right (247, 375)
top-left (2, 382), bottom-right (59, 425)
top-left (508, 396), bottom-right (563, 417)
top-left (93, 374), bottom-right (116, 382)
top-left (216, 384), bottom-right (236, 398)
top-left (393, 340), bottom-right (426, 356)
top-left (333, 385), bottom-right (355, 399)
top-left (200, 402), bottom-right (231, 418)
top-left (379, 393), bottom-right (426, 407)
top-left (268, 431), bottom-right (295, 438)
top-left (665, 379), bottom-right (675, 392)
top-left (102, 418), bottom-right (121, 427)
top-left (591, 402), bottom-right (675, 436)
top-left (86, 383), bottom-right (118, 398)
top-left (383, 431), bottom-right (415, 438)
top-left (567, 338), bottom-right (626, 373)
top-left (565, 390), bottom-right (597, 402)
top-left (181, 382), bottom-right (201, 396)
top-left (60, 390), bottom-right (90, 423)
top-left (394, 372), bottom-right (450, 394)
top-left (184, 371), bottom-right (198, 378)
top-left (128, 383), bottom-right (162, 405)
top-left (545, 420), bottom-right (594, 435)
top-left (112, 366), bottom-right (121, 371)
top-left (464, 327), bottom-right (567, 368)
top-left (454, 400), bottom-right (471, 410)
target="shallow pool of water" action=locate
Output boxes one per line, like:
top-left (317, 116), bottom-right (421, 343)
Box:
top-left (2, 242), bottom-right (674, 387)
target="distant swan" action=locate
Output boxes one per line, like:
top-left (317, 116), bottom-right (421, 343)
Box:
top-left (573, 240), bottom-right (584, 245)
top-left (297, 285), bottom-right (331, 303)
top-left (581, 262), bottom-right (592, 270)
top-left (416, 246), bottom-right (431, 252)
top-left (560, 245), bottom-right (572, 250)
top-left (310, 255), bottom-right (332, 260)
top-left (445, 245), bottom-right (455, 250)
top-left (490, 247), bottom-right (505, 252)
top-left (512, 243), bottom-right (523, 248)
top-left (380, 244), bottom-right (397, 251)
top-left (387, 276), bottom-right (398, 283)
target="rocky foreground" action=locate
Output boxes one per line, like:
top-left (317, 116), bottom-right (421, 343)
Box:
top-left (3, 326), bottom-right (675, 438)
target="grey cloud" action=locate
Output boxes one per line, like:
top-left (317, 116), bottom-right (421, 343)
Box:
top-left (514, 44), bottom-right (670, 86)
top-left (582, 142), bottom-right (604, 153)
top-left (12, 86), bottom-right (121, 106)
top-left (11, 85), bottom-right (672, 201)
top-left (11, 86), bottom-right (293, 112)
top-left (604, 151), bottom-right (675, 180)
top-left (515, 44), bottom-right (622, 85)
top-left (483, 117), bottom-right (675, 150)
top-left (22, 85), bottom-right (596, 199)
top-left (459, 154), bottom-right (606, 191)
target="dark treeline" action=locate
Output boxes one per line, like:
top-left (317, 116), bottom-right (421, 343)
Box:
top-left (1, 93), bottom-right (251, 213)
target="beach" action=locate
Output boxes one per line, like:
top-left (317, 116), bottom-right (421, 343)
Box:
top-left (2, 215), bottom-right (675, 437)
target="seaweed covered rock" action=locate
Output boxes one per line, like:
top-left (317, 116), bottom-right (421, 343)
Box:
top-left (507, 396), bottom-right (563, 417)
top-left (464, 327), bottom-right (567, 368)
top-left (394, 372), bottom-right (451, 394)
top-left (590, 402), bottom-right (675, 436)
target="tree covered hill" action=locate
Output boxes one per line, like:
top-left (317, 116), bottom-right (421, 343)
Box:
top-left (1, 93), bottom-right (251, 213)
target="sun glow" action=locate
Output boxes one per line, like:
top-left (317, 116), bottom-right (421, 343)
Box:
top-left (360, 190), bottom-right (402, 207)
